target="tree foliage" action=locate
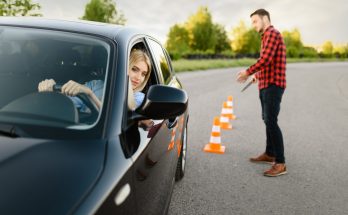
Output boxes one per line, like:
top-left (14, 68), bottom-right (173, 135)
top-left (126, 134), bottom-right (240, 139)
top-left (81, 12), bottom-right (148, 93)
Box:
top-left (166, 6), bottom-right (232, 59)
top-left (230, 21), bottom-right (247, 53)
top-left (282, 28), bottom-right (304, 57)
top-left (213, 24), bottom-right (231, 53)
top-left (302, 46), bottom-right (318, 58)
top-left (165, 6), bottom-right (344, 59)
top-left (333, 44), bottom-right (348, 58)
top-left (81, 0), bottom-right (126, 25)
top-left (186, 6), bottom-right (216, 51)
top-left (230, 21), bottom-right (260, 56)
top-left (322, 41), bottom-right (333, 56)
top-left (165, 24), bottom-right (190, 60)
top-left (282, 28), bottom-right (303, 49)
top-left (0, 0), bottom-right (41, 16)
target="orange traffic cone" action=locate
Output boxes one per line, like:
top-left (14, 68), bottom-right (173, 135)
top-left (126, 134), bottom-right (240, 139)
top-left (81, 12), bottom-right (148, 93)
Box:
top-left (203, 117), bottom-right (226, 154)
top-left (226, 96), bottom-right (236, 120)
top-left (220, 102), bottom-right (233, 130)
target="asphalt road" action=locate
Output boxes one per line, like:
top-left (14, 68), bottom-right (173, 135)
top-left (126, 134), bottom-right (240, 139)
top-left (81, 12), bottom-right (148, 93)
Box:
top-left (168, 62), bottom-right (348, 215)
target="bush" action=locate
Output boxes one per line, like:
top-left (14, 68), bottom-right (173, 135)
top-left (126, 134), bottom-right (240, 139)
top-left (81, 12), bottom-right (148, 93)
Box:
top-left (169, 52), bottom-right (183, 61)
top-left (302, 46), bottom-right (318, 58)
top-left (184, 49), bottom-right (214, 59)
top-left (169, 49), bottom-right (236, 60)
top-left (287, 46), bottom-right (300, 58)
top-left (319, 52), bottom-right (333, 58)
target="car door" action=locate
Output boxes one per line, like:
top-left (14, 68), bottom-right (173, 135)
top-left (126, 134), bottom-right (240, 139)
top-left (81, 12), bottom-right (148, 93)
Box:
top-left (128, 39), bottom-right (179, 215)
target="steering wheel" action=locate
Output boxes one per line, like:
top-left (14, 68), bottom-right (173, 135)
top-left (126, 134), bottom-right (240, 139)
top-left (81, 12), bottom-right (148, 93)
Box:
top-left (53, 84), bottom-right (99, 122)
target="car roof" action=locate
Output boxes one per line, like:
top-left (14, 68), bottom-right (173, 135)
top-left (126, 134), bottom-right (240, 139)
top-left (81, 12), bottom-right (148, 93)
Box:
top-left (0, 17), bottom-right (146, 41)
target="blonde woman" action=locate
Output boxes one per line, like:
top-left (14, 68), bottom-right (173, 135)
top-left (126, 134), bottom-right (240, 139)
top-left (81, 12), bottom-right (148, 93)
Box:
top-left (38, 49), bottom-right (152, 111)
top-left (127, 49), bottom-right (152, 108)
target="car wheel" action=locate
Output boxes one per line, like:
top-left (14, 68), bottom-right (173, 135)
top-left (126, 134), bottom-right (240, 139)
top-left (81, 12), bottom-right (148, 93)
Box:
top-left (175, 123), bottom-right (187, 181)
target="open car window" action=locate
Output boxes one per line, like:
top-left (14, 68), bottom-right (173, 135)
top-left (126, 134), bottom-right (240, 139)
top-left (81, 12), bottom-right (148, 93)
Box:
top-left (126, 41), bottom-right (157, 110)
top-left (0, 26), bottom-right (111, 128)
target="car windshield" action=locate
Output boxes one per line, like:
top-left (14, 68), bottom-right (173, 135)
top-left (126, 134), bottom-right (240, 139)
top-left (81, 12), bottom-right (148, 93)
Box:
top-left (0, 26), bottom-right (111, 129)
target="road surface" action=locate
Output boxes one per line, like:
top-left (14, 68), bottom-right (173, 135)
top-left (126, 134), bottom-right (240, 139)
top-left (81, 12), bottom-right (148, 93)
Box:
top-left (169, 62), bottom-right (348, 215)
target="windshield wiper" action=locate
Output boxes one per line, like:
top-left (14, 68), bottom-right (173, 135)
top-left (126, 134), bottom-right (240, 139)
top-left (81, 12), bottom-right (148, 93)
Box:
top-left (0, 124), bottom-right (20, 138)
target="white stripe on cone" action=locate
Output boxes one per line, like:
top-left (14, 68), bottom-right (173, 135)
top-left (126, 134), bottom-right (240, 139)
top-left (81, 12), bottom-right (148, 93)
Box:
top-left (212, 125), bottom-right (220, 132)
top-left (210, 136), bottom-right (221, 144)
top-left (221, 108), bottom-right (229, 114)
top-left (220, 116), bottom-right (229, 123)
top-left (225, 108), bottom-right (233, 114)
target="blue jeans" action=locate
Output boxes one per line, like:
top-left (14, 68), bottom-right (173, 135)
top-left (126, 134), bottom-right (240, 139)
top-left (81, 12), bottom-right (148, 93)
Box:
top-left (259, 84), bottom-right (285, 163)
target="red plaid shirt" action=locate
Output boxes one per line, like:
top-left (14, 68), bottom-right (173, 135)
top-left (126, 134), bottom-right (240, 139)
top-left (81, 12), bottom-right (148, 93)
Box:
top-left (246, 25), bottom-right (286, 90)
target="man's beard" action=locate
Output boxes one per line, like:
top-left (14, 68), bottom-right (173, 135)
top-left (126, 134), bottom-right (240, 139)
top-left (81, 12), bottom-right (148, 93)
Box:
top-left (258, 23), bottom-right (265, 33)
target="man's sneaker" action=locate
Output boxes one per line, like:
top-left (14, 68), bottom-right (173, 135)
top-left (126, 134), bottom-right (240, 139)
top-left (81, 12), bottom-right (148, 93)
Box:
top-left (250, 153), bottom-right (275, 164)
top-left (264, 163), bottom-right (287, 177)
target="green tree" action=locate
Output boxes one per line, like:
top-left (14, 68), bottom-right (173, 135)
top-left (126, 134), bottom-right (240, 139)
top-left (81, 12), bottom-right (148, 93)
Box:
top-left (282, 28), bottom-right (303, 49)
top-left (0, 0), bottom-right (41, 16)
top-left (244, 29), bottom-right (260, 55)
top-left (213, 24), bottom-right (231, 53)
top-left (81, 0), bottom-right (126, 25)
top-left (185, 6), bottom-right (216, 51)
top-left (333, 44), bottom-right (348, 58)
top-left (302, 46), bottom-right (318, 58)
top-left (286, 46), bottom-right (300, 58)
top-left (230, 21), bottom-right (260, 56)
top-left (282, 28), bottom-right (304, 57)
top-left (165, 24), bottom-right (190, 60)
top-left (322, 40), bottom-right (333, 57)
top-left (230, 21), bottom-right (248, 54)
top-left (343, 44), bottom-right (348, 58)
top-left (166, 6), bottom-right (235, 59)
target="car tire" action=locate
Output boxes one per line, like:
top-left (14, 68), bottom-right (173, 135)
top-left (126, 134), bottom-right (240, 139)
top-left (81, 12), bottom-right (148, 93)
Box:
top-left (175, 123), bottom-right (187, 181)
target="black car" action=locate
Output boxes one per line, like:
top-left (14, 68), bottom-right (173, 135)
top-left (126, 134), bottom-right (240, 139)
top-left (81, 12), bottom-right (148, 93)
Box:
top-left (0, 17), bottom-right (188, 215)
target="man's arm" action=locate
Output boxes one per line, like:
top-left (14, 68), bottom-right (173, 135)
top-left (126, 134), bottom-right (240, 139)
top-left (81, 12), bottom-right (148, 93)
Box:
top-left (246, 30), bottom-right (280, 76)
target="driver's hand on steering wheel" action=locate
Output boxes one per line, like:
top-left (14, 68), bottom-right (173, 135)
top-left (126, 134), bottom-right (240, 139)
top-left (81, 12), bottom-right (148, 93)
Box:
top-left (61, 80), bottom-right (93, 97)
top-left (38, 79), bottom-right (56, 92)
top-left (38, 79), bottom-right (101, 110)
top-left (38, 79), bottom-right (92, 97)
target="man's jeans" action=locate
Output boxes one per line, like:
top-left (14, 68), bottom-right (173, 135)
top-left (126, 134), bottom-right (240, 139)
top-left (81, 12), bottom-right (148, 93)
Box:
top-left (259, 84), bottom-right (285, 163)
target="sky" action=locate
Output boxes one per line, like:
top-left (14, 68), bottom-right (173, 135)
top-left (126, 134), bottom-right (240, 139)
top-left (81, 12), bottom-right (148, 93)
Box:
top-left (35, 0), bottom-right (347, 46)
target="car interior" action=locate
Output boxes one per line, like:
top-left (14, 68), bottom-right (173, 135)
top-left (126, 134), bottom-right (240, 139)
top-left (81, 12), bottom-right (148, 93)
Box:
top-left (0, 29), bottom-right (109, 126)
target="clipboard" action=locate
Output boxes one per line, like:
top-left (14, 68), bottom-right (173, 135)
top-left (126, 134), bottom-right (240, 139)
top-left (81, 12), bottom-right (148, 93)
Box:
top-left (241, 80), bottom-right (253, 92)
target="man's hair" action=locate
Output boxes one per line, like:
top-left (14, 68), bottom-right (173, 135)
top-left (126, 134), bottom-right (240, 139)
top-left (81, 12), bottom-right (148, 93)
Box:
top-left (250, 9), bottom-right (270, 22)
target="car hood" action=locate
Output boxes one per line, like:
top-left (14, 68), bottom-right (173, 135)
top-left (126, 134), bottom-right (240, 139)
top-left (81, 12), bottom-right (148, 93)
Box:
top-left (0, 136), bottom-right (106, 215)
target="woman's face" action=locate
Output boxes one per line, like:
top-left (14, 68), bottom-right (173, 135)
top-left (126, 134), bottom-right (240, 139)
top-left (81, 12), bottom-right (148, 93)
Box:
top-left (129, 60), bottom-right (148, 90)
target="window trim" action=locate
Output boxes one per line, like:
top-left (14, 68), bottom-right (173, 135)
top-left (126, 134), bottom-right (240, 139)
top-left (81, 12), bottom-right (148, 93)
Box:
top-left (145, 37), bottom-right (173, 85)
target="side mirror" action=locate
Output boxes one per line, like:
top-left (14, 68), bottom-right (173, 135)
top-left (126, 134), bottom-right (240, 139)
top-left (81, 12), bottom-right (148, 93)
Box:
top-left (133, 85), bottom-right (188, 120)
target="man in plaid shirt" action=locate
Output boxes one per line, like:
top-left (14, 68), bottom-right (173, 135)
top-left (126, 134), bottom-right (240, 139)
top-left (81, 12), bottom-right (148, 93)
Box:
top-left (237, 9), bottom-right (287, 177)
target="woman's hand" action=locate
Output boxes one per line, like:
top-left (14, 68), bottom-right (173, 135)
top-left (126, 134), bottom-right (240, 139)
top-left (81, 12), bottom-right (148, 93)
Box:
top-left (39, 79), bottom-right (102, 110)
top-left (38, 79), bottom-right (56, 92)
top-left (63, 80), bottom-right (102, 110)
top-left (138, 119), bottom-right (154, 131)
top-left (61, 80), bottom-right (92, 97)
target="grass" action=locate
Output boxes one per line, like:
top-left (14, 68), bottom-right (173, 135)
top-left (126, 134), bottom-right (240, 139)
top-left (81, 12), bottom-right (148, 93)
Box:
top-left (172, 58), bottom-right (348, 73)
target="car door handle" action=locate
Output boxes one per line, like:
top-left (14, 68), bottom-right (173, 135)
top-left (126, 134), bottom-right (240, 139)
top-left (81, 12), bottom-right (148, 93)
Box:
top-left (114, 183), bottom-right (131, 206)
top-left (167, 117), bottom-right (178, 129)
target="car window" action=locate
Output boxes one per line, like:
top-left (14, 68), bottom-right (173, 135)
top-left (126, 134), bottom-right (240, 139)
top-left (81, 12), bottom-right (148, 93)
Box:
top-left (0, 26), bottom-right (111, 128)
top-left (147, 39), bottom-right (172, 85)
